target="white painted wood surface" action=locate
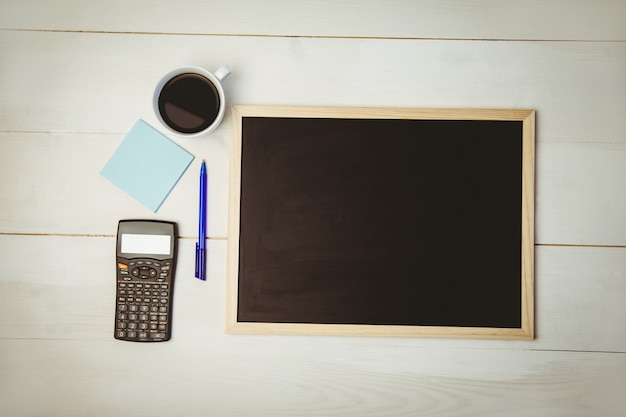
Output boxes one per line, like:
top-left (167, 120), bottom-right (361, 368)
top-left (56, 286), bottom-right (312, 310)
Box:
top-left (1, 1), bottom-right (625, 416)
top-left (2, 0), bottom-right (626, 41)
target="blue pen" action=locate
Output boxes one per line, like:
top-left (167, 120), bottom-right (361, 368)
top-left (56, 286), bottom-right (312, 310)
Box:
top-left (195, 160), bottom-right (207, 281)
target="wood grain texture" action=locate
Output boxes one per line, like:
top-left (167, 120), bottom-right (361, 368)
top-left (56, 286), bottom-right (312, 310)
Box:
top-left (0, 132), bottom-right (230, 238)
top-left (1, 32), bottom-right (625, 143)
top-left (0, 338), bottom-right (624, 417)
top-left (536, 141), bottom-right (626, 246)
top-left (2, 136), bottom-right (623, 247)
top-left (1, 235), bottom-right (624, 351)
top-left (0, 236), bottom-right (227, 341)
top-left (521, 111), bottom-right (536, 338)
top-left (229, 105), bottom-right (535, 120)
top-left (2, 0), bottom-right (626, 41)
top-left (1, 0), bottom-right (625, 415)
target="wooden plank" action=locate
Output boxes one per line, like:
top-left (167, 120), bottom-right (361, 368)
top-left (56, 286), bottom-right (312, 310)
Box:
top-left (0, 2), bottom-right (623, 416)
top-left (0, 132), bottom-right (230, 238)
top-left (0, 32), bottom-right (625, 144)
top-left (0, 338), bottom-right (624, 417)
top-left (1, 0), bottom-right (625, 41)
top-left (0, 32), bottom-right (626, 142)
top-left (1, 235), bottom-right (624, 352)
top-left (0, 236), bottom-right (227, 341)
top-left (536, 141), bottom-right (626, 246)
top-left (535, 245), bottom-right (626, 353)
top-left (2, 132), bottom-right (623, 246)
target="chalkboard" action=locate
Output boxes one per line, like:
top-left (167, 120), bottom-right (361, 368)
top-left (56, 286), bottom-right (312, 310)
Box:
top-left (227, 106), bottom-right (535, 339)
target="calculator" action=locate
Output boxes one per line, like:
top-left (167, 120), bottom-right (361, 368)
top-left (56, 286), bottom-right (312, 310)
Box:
top-left (114, 220), bottom-right (177, 342)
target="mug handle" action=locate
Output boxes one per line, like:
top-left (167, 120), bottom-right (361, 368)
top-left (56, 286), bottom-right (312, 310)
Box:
top-left (214, 65), bottom-right (232, 83)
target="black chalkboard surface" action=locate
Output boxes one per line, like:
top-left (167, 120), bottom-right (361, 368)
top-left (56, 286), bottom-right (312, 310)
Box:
top-left (227, 106), bottom-right (534, 339)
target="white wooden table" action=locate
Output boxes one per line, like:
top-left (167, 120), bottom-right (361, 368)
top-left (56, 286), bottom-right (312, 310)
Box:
top-left (1, 1), bottom-right (625, 416)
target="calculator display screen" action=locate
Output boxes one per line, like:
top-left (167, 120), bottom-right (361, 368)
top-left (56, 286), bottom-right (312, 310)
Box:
top-left (121, 234), bottom-right (171, 256)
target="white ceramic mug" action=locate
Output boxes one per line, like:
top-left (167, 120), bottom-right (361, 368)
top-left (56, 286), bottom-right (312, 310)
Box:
top-left (154, 65), bottom-right (231, 137)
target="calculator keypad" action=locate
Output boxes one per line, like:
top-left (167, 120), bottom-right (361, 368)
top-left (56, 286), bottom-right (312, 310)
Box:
top-left (115, 258), bottom-right (173, 342)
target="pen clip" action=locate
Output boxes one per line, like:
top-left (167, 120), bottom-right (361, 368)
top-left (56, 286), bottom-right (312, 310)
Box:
top-left (194, 242), bottom-right (200, 279)
top-left (195, 242), bottom-right (206, 281)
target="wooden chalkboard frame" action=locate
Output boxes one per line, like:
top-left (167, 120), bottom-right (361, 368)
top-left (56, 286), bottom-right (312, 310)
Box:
top-left (227, 106), bottom-right (535, 340)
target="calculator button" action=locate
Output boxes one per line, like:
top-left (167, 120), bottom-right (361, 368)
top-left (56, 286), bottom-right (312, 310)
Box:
top-left (116, 261), bottom-right (172, 342)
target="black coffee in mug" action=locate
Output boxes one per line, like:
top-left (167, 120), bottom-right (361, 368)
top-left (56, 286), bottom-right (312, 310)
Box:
top-left (157, 73), bottom-right (220, 134)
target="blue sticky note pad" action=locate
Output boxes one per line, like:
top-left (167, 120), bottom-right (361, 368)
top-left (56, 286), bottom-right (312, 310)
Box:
top-left (100, 120), bottom-right (195, 212)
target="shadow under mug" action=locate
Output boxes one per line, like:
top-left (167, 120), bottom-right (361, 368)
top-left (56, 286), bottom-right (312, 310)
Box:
top-left (154, 65), bottom-right (231, 138)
